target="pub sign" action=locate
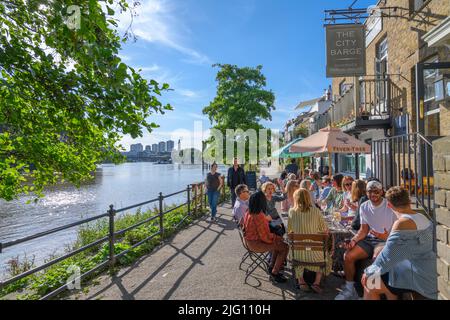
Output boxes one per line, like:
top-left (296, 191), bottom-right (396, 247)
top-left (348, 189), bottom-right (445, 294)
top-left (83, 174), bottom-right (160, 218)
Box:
top-left (326, 24), bottom-right (366, 78)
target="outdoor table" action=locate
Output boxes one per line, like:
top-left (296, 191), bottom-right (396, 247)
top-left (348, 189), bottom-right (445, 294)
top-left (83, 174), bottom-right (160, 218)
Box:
top-left (324, 215), bottom-right (356, 273)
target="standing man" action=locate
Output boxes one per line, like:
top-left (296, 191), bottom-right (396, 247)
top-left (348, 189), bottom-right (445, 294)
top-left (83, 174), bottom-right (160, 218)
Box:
top-left (227, 158), bottom-right (247, 207)
top-left (285, 158), bottom-right (298, 175)
top-left (205, 162), bottom-right (223, 222)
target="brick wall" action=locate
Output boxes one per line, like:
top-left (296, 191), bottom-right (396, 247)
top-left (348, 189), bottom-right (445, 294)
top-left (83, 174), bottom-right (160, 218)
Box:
top-left (331, 0), bottom-right (450, 134)
top-left (433, 136), bottom-right (450, 300)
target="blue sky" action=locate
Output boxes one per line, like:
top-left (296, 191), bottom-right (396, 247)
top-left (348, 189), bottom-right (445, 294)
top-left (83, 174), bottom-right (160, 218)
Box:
top-left (117, 0), bottom-right (375, 150)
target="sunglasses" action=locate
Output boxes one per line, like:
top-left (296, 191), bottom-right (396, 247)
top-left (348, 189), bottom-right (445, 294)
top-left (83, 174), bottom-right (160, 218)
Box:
top-left (344, 183), bottom-right (352, 186)
top-left (368, 190), bottom-right (382, 194)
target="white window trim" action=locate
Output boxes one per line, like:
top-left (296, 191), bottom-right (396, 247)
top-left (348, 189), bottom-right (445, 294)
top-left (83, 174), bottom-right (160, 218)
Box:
top-left (425, 108), bottom-right (440, 116)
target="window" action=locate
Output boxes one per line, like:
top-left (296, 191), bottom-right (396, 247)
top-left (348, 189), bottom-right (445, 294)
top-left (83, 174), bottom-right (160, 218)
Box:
top-left (377, 37), bottom-right (388, 61)
top-left (375, 37), bottom-right (388, 110)
top-left (339, 80), bottom-right (352, 97)
top-left (423, 56), bottom-right (439, 112)
top-left (341, 155), bottom-right (366, 174)
top-left (411, 0), bottom-right (426, 12)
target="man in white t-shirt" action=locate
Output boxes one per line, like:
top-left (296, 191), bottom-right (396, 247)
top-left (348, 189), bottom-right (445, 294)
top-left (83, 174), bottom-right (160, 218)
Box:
top-left (335, 180), bottom-right (397, 300)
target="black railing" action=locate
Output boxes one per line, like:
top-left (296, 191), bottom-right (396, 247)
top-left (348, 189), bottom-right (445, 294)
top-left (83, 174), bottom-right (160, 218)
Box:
top-left (371, 133), bottom-right (435, 221)
top-left (309, 112), bottom-right (331, 135)
top-left (0, 181), bottom-right (224, 300)
top-left (324, 76), bottom-right (404, 130)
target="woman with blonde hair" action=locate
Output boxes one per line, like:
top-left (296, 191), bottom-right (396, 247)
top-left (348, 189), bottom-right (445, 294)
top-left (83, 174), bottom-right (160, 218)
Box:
top-left (281, 180), bottom-right (300, 213)
top-left (339, 176), bottom-right (355, 216)
top-left (343, 179), bottom-right (366, 217)
top-left (288, 188), bottom-right (331, 293)
top-left (262, 181), bottom-right (286, 220)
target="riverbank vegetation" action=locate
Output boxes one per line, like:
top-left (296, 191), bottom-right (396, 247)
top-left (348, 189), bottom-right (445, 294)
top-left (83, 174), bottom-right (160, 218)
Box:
top-left (0, 188), bottom-right (229, 300)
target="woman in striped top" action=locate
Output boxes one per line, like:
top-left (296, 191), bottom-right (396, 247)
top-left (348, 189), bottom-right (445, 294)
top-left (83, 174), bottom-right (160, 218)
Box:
top-left (288, 188), bottom-right (331, 293)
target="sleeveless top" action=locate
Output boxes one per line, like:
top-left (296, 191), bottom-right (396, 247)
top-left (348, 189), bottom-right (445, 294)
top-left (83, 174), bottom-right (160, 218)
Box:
top-left (400, 213), bottom-right (431, 231)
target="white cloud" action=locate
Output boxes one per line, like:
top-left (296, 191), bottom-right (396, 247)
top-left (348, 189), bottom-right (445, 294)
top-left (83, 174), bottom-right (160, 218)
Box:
top-left (178, 89), bottom-right (198, 98)
top-left (116, 0), bottom-right (211, 65)
top-left (137, 64), bottom-right (160, 73)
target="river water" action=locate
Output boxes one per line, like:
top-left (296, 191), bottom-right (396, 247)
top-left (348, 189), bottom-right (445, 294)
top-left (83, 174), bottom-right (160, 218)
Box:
top-left (0, 163), bottom-right (228, 278)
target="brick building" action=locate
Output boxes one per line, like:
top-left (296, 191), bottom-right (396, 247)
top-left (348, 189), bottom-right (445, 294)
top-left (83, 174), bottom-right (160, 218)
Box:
top-left (312, 0), bottom-right (450, 299)
top-left (320, 0), bottom-right (448, 180)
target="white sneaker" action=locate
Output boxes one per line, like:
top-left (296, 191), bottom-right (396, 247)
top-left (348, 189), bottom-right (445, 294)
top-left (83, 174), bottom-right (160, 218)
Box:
top-left (335, 286), bottom-right (359, 300)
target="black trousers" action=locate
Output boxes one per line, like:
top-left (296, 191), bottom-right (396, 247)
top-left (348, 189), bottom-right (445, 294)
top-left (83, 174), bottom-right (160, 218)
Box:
top-left (231, 189), bottom-right (237, 207)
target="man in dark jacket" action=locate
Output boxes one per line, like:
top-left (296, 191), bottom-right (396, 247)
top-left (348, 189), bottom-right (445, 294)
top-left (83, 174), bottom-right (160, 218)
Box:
top-left (227, 158), bottom-right (247, 207)
top-left (285, 158), bottom-right (298, 175)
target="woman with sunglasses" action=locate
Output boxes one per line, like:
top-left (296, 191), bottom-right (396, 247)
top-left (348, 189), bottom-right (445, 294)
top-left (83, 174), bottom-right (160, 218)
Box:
top-left (339, 176), bottom-right (355, 217)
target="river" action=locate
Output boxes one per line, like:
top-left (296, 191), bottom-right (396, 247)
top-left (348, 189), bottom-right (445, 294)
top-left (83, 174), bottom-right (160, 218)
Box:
top-left (0, 163), bottom-right (229, 278)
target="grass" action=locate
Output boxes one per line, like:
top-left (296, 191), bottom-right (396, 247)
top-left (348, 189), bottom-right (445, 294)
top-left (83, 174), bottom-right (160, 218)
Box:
top-left (0, 187), bottom-right (230, 300)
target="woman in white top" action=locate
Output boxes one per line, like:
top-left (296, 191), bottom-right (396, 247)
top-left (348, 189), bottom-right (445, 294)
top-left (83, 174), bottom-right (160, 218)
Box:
top-left (341, 179), bottom-right (365, 218)
top-left (339, 176), bottom-right (354, 217)
top-left (362, 186), bottom-right (436, 300)
top-left (281, 180), bottom-right (300, 214)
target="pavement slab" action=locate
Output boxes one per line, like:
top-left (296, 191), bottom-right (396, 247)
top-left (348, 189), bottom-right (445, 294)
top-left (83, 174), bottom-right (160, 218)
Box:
top-left (67, 202), bottom-right (344, 300)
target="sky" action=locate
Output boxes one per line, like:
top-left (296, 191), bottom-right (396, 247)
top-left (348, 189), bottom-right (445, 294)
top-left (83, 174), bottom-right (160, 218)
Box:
top-left (116, 0), bottom-right (375, 151)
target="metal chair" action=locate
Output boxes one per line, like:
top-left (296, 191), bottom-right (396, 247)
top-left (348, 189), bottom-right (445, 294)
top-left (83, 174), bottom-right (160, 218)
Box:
top-left (287, 233), bottom-right (329, 291)
top-left (236, 223), bottom-right (270, 285)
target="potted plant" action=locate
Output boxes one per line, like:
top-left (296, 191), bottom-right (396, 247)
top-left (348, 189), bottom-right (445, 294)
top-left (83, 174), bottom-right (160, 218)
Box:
top-left (359, 107), bottom-right (370, 120)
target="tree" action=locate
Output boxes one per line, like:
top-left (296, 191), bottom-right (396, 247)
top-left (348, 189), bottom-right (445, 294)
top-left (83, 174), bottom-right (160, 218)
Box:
top-left (202, 64), bottom-right (275, 163)
top-left (0, 1), bottom-right (172, 201)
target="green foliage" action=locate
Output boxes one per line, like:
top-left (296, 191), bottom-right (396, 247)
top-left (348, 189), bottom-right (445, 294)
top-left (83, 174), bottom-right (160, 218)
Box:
top-left (293, 124), bottom-right (309, 138)
top-left (202, 64), bottom-right (275, 163)
top-left (0, 1), bottom-right (172, 200)
top-left (0, 195), bottom-right (227, 299)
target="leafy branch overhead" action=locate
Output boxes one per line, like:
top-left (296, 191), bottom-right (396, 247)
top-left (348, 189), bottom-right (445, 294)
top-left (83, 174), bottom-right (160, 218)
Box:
top-left (0, 0), bottom-right (172, 200)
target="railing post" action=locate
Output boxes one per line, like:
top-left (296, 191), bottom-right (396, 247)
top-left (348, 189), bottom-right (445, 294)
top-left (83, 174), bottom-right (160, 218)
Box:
top-left (108, 204), bottom-right (116, 269)
top-left (354, 76), bottom-right (360, 119)
top-left (159, 192), bottom-right (164, 236)
top-left (0, 242), bottom-right (2, 254)
top-left (187, 184), bottom-right (191, 215)
top-left (193, 184), bottom-right (198, 214)
top-left (386, 75), bottom-right (391, 115)
top-left (200, 183), bottom-right (204, 213)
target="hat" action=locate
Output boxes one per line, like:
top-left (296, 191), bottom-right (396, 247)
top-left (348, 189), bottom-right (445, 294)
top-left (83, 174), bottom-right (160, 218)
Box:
top-left (367, 180), bottom-right (383, 190)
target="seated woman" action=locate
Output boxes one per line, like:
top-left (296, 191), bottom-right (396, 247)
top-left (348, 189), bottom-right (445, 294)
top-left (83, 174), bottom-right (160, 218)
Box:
top-left (281, 180), bottom-right (300, 215)
top-left (243, 191), bottom-right (289, 283)
top-left (339, 176), bottom-right (354, 217)
top-left (362, 187), bottom-right (438, 300)
top-left (341, 179), bottom-right (365, 219)
top-left (262, 181), bottom-right (286, 220)
top-left (288, 188), bottom-right (331, 293)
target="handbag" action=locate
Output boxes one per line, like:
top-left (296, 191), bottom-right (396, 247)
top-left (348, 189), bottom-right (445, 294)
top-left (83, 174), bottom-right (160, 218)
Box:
top-left (269, 220), bottom-right (286, 236)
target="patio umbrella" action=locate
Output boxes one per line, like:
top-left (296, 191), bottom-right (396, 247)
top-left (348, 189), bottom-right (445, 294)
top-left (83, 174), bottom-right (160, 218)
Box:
top-left (289, 127), bottom-right (371, 176)
top-left (271, 137), bottom-right (313, 159)
top-left (271, 137), bottom-right (313, 177)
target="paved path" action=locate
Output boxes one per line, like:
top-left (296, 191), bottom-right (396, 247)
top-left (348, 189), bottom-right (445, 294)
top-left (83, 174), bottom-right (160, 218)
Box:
top-left (68, 201), bottom-right (344, 300)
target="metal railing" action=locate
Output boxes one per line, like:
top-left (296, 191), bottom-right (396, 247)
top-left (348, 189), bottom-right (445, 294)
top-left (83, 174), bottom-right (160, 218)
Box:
top-left (309, 112), bottom-right (331, 135)
top-left (371, 133), bottom-right (435, 221)
top-left (327, 76), bottom-right (404, 129)
top-left (0, 181), bottom-right (225, 300)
